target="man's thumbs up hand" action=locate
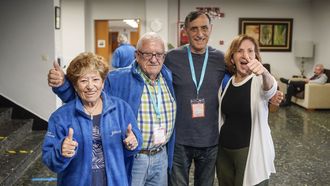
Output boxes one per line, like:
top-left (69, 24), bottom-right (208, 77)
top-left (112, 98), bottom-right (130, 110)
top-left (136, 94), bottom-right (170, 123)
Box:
top-left (67, 128), bottom-right (74, 140)
top-left (62, 128), bottom-right (78, 158)
top-left (48, 60), bottom-right (65, 87)
top-left (123, 124), bottom-right (138, 150)
top-left (53, 60), bottom-right (62, 71)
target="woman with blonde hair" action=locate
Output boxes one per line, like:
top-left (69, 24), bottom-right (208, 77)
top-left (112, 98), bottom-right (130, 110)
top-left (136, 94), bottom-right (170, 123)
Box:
top-left (216, 35), bottom-right (277, 186)
top-left (43, 52), bottom-right (142, 186)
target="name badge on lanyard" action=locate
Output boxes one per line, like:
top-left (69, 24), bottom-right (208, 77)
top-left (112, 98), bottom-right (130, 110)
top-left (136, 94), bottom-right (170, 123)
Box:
top-left (191, 98), bottom-right (205, 118)
top-left (153, 126), bottom-right (166, 145)
top-left (145, 79), bottom-right (166, 145)
top-left (186, 45), bottom-right (208, 119)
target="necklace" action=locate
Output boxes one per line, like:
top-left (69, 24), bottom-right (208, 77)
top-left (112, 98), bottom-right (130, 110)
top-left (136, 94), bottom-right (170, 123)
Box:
top-left (83, 98), bottom-right (101, 120)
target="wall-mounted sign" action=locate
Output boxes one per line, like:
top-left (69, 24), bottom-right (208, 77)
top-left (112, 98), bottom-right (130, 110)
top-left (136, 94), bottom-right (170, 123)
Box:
top-left (196, 7), bottom-right (224, 19)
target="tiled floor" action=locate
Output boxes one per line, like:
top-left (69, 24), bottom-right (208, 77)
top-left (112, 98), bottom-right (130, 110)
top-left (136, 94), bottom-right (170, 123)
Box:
top-left (268, 105), bottom-right (330, 185)
top-left (16, 105), bottom-right (330, 185)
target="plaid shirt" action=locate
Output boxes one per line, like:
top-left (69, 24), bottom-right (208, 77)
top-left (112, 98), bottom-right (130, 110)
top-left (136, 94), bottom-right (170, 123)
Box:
top-left (137, 68), bottom-right (176, 150)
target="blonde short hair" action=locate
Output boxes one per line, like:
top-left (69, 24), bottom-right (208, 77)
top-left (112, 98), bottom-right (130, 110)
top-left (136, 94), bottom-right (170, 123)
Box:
top-left (66, 52), bottom-right (109, 86)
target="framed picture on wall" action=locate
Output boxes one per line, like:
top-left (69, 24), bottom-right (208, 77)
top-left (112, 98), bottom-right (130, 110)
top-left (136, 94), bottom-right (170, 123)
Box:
top-left (239, 18), bottom-right (293, 52)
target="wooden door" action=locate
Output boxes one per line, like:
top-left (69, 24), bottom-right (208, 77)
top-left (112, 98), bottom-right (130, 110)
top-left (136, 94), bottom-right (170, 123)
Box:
top-left (95, 20), bottom-right (109, 62)
top-left (130, 32), bottom-right (139, 48)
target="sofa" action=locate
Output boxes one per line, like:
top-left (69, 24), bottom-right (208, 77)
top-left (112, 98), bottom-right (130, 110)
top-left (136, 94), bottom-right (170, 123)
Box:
top-left (279, 69), bottom-right (330, 109)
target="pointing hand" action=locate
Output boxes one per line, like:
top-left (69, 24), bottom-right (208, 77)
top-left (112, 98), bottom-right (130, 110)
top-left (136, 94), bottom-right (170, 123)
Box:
top-left (245, 52), bottom-right (265, 75)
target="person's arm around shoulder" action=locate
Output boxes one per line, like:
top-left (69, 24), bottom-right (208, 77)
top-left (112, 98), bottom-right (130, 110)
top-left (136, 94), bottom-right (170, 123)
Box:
top-left (48, 61), bottom-right (76, 103)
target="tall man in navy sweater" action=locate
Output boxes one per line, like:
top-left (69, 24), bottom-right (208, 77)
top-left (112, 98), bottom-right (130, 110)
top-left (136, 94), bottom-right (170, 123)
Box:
top-left (165, 11), bottom-right (225, 186)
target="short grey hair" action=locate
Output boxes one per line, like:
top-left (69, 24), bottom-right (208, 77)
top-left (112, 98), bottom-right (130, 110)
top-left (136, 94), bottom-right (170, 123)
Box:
top-left (315, 64), bottom-right (324, 72)
top-left (118, 33), bottom-right (128, 44)
top-left (136, 32), bottom-right (165, 51)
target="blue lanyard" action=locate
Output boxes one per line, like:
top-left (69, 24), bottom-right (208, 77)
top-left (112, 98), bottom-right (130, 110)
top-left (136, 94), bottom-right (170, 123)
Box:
top-left (186, 45), bottom-right (209, 97)
top-left (146, 80), bottom-right (162, 120)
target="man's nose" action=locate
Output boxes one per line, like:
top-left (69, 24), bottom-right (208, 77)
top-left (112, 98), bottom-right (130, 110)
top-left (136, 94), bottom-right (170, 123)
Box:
top-left (196, 28), bottom-right (204, 37)
top-left (150, 55), bottom-right (158, 62)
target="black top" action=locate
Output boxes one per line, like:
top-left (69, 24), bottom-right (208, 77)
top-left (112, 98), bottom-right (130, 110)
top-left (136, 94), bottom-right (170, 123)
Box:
top-left (165, 46), bottom-right (225, 147)
top-left (220, 78), bottom-right (252, 149)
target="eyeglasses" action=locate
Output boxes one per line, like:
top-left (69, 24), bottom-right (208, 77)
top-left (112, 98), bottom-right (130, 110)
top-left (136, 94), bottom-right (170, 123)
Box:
top-left (138, 50), bottom-right (165, 61)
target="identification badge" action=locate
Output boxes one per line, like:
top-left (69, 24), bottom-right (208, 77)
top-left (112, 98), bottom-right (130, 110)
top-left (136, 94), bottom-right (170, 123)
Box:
top-left (191, 98), bottom-right (205, 118)
top-left (153, 127), bottom-right (166, 145)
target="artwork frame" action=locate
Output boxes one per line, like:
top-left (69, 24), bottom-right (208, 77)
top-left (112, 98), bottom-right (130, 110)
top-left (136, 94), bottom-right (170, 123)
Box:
top-left (239, 18), bottom-right (293, 52)
top-left (55, 6), bottom-right (61, 29)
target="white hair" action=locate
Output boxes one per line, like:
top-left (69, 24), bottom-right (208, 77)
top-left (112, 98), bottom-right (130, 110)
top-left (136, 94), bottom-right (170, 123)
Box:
top-left (118, 33), bottom-right (128, 44)
top-left (136, 32), bottom-right (164, 51)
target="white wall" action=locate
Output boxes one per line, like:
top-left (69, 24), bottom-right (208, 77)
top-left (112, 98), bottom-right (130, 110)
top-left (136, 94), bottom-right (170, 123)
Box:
top-left (61, 0), bottom-right (86, 68)
top-left (311, 0), bottom-right (330, 72)
top-left (168, 0), bottom-right (314, 78)
top-left (145, 0), bottom-right (168, 46)
top-left (0, 0), bottom-right (57, 120)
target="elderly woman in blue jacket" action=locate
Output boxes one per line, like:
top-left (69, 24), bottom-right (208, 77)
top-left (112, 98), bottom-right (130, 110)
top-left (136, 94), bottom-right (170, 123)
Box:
top-left (42, 52), bottom-right (142, 186)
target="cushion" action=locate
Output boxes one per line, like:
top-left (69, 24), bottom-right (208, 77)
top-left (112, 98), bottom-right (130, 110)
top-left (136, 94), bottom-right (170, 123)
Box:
top-left (324, 69), bottom-right (330, 83)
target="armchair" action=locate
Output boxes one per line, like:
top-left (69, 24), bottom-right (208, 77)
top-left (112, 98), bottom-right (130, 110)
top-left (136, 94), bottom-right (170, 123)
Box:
top-left (286, 69), bottom-right (330, 109)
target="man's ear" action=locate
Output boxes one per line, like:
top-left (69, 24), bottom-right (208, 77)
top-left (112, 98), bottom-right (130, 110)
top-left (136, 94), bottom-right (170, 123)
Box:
top-left (134, 50), bottom-right (138, 59)
top-left (209, 23), bottom-right (213, 34)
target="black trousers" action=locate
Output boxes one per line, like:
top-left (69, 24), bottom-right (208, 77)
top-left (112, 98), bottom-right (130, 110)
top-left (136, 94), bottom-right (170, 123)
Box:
top-left (285, 81), bottom-right (306, 103)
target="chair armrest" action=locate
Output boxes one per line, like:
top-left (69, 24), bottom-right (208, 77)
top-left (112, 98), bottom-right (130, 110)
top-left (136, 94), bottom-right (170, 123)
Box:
top-left (290, 77), bottom-right (306, 82)
top-left (303, 83), bottom-right (330, 107)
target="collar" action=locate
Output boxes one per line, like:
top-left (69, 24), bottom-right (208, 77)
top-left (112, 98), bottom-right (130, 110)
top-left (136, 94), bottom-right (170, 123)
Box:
top-left (137, 65), bottom-right (161, 85)
top-left (75, 91), bottom-right (116, 118)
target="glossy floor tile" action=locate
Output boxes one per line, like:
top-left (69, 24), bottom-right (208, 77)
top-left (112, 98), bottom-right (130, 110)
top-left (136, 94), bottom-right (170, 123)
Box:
top-left (268, 105), bottom-right (330, 185)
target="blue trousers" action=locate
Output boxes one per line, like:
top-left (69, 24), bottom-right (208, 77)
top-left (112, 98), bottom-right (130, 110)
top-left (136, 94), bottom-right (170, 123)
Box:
top-left (131, 147), bottom-right (168, 186)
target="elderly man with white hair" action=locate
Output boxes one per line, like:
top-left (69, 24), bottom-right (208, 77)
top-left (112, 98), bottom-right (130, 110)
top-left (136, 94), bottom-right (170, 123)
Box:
top-left (111, 33), bottom-right (136, 68)
top-left (280, 64), bottom-right (328, 107)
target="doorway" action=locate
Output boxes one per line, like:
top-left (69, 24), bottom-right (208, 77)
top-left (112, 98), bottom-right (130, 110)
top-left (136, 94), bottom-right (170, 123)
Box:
top-left (95, 19), bottom-right (140, 69)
